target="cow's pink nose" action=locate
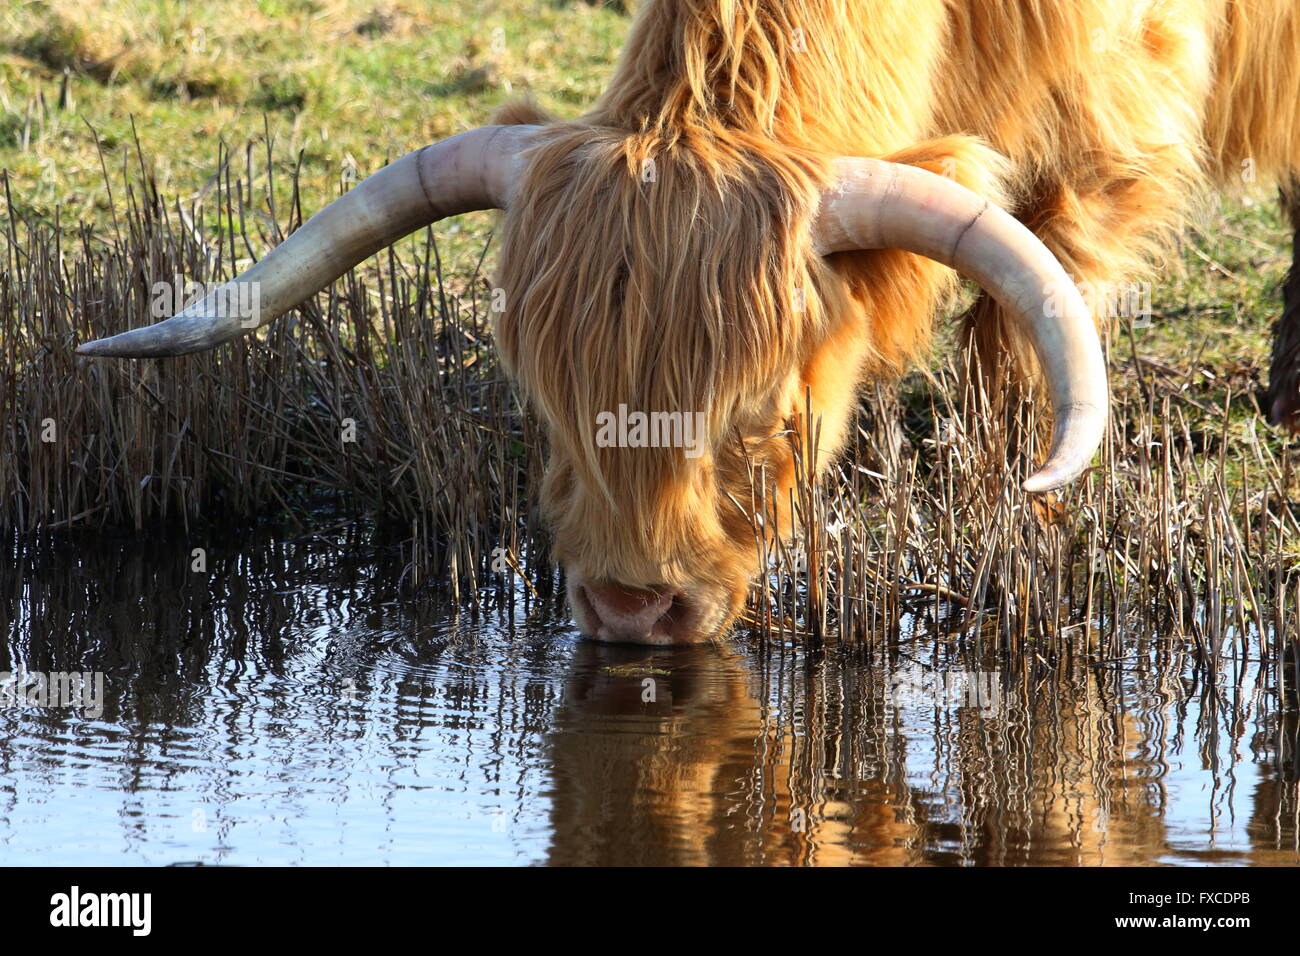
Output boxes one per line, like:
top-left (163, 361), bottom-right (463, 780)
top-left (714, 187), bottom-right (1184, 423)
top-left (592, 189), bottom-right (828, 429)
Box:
top-left (573, 581), bottom-right (690, 644)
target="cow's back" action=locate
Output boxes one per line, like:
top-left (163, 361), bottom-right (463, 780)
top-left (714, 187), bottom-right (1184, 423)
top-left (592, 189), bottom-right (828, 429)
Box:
top-left (924, 0), bottom-right (1298, 193)
top-left (929, 2), bottom-right (1218, 192)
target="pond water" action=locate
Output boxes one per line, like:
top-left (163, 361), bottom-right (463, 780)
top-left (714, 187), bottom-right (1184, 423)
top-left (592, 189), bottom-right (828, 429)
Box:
top-left (1, 522), bottom-right (1296, 866)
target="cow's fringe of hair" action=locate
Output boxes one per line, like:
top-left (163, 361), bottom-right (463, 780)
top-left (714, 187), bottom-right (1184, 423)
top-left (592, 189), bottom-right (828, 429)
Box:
top-left (494, 121), bottom-right (833, 585)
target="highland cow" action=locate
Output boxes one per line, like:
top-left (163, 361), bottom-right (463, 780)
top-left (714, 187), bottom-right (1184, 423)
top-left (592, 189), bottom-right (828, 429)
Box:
top-left (79, 1), bottom-right (1300, 644)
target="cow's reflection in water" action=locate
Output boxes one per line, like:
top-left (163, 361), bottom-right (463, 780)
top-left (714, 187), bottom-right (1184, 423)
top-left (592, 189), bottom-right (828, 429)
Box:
top-left (542, 641), bottom-right (875, 867)
top-left (543, 640), bottom-right (1299, 866)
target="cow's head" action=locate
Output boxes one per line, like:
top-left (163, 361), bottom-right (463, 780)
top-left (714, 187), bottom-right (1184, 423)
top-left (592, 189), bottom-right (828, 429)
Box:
top-left (78, 123), bottom-right (1107, 644)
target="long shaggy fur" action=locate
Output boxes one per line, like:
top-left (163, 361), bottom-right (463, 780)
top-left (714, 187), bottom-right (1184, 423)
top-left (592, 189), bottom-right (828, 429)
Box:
top-left (492, 1), bottom-right (1300, 628)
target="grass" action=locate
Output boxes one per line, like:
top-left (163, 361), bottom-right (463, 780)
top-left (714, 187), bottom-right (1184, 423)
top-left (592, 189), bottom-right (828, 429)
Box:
top-left (0, 0), bottom-right (626, 265)
top-left (2, 0), bottom-right (1298, 696)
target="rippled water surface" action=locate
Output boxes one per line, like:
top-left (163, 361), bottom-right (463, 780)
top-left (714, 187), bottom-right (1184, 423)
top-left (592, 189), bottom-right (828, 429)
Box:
top-left (1, 524), bottom-right (1297, 865)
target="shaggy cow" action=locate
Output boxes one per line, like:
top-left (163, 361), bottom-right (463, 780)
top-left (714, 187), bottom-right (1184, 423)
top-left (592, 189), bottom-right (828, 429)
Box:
top-left (79, 1), bottom-right (1300, 644)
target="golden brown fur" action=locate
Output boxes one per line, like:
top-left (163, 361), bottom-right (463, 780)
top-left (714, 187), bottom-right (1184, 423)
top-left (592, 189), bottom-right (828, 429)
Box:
top-left (492, 1), bottom-right (1300, 639)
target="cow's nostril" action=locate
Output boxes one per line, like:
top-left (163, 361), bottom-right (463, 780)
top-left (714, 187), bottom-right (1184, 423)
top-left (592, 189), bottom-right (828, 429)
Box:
top-left (659, 593), bottom-right (691, 632)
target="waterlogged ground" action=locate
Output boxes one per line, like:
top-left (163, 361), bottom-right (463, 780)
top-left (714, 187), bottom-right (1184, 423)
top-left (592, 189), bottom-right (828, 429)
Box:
top-left (1, 523), bottom-right (1297, 866)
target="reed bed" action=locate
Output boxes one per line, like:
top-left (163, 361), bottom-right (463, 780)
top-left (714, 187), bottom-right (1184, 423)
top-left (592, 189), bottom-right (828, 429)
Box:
top-left (2, 137), bottom-right (1298, 691)
top-left (762, 366), bottom-right (1300, 651)
top-left (2, 136), bottom-right (550, 596)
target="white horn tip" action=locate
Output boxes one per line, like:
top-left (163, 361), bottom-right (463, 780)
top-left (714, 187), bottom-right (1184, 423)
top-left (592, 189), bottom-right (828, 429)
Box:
top-left (1022, 461), bottom-right (1089, 494)
top-left (1022, 472), bottom-right (1064, 494)
top-left (73, 331), bottom-right (166, 358)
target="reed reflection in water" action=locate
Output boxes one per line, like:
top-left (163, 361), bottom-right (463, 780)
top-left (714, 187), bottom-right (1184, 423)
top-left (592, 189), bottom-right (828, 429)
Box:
top-left (0, 524), bottom-right (1295, 865)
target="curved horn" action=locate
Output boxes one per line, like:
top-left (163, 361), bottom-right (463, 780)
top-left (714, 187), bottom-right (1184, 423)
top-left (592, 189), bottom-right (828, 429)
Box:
top-left (813, 158), bottom-right (1108, 493)
top-left (77, 124), bottom-right (539, 358)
